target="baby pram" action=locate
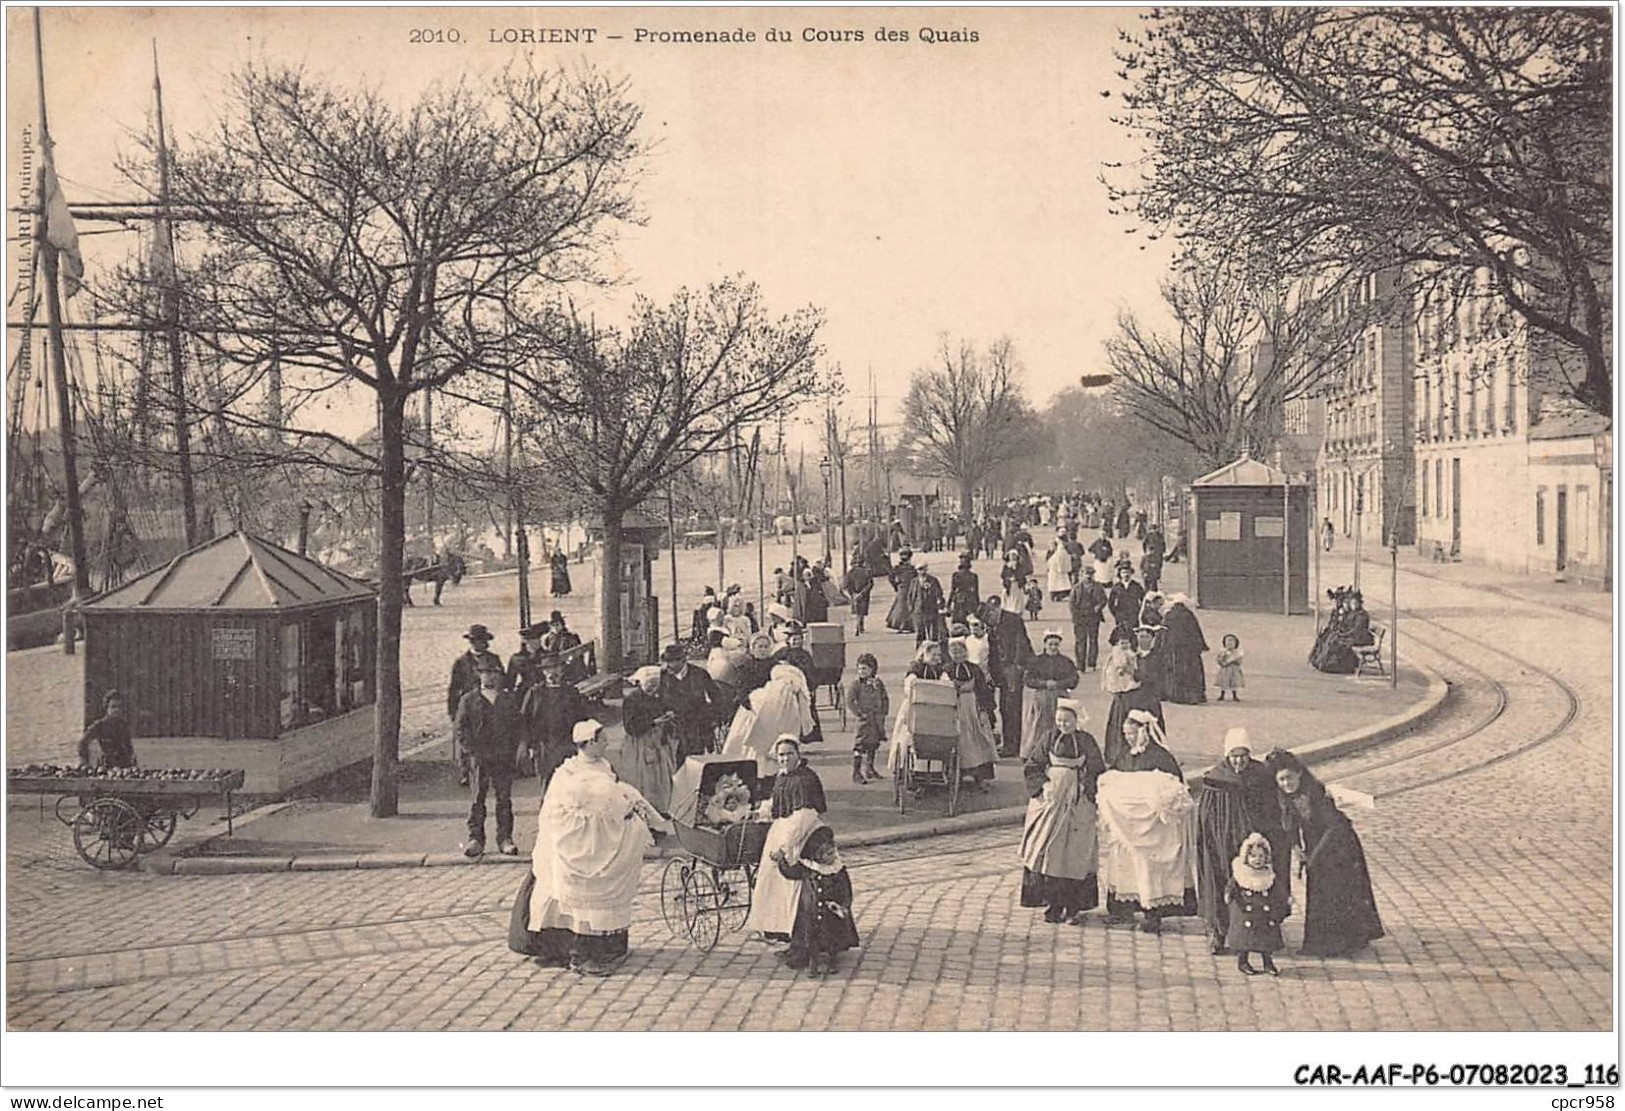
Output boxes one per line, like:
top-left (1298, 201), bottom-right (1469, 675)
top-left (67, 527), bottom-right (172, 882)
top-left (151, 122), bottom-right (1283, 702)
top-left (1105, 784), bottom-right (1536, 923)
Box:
top-left (662, 755), bottom-right (771, 952)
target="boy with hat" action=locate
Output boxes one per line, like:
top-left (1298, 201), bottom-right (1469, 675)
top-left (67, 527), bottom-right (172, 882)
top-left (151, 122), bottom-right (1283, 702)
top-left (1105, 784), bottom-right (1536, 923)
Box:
top-left (521, 653), bottom-right (591, 799)
top-left (447, 624), bottom-right (502, 787)
top-left (455, 654), bottom-right (521, 857)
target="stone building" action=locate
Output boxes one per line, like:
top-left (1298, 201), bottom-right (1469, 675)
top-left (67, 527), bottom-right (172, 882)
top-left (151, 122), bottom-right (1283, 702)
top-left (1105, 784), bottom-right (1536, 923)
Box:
top-left (1317, 269), bottom-right (1415, 549)
top-left (1411, 272), bottom-right (1612, 584)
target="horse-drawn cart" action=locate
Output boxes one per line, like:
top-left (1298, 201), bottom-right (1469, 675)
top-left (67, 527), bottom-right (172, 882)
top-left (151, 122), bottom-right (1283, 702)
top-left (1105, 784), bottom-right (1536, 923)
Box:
top-left (7, 766), bottom-right (245, 870)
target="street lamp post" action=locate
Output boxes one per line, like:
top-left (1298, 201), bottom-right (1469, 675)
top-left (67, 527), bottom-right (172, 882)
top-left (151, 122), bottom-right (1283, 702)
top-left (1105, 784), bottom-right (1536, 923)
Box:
top-left (819, 455), bottom-right (833, 564)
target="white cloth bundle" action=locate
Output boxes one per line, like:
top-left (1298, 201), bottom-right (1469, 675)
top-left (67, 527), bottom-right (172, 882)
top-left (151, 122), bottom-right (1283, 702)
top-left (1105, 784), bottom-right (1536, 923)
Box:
top-left (1095, 769), bottom-right (1196, 910)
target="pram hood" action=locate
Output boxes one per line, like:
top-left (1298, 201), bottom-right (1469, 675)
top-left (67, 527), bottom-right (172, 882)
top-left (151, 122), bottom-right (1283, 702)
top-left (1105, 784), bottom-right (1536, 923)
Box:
top-left (670, 755), bottom-right (761, 826)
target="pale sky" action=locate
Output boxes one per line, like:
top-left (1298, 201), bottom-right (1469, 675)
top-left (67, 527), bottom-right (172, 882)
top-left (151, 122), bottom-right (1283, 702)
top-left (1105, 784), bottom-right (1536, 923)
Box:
top-left (7, 5), bottom-right (1177, 445)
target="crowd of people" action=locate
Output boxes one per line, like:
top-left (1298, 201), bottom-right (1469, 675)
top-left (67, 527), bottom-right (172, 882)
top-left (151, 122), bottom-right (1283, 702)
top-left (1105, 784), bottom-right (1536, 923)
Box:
top-left (468, 489), bottom-right (1381, 978)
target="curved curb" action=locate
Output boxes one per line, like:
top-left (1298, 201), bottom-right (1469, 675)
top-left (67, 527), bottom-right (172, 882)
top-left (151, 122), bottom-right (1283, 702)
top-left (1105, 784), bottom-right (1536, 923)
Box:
top-left (138, 655), bottom-right (1450, 877)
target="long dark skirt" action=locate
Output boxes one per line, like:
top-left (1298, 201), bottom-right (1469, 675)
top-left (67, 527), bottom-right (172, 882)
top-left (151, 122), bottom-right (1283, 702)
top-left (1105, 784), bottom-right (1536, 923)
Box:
top-left (509, 870), bottom-right (630, 968)
top-left (550, 563), bottom-right (572, 597)
top-left (1301, 826), bottom-right (1385, 956)
top-left (1166, 647), bottom-right (1207, 704)
top-left (1102, 688), bottom-right (1166, 766)
top-left (1020, 868), bottom-right (1099, 915)
top-left (851, 585), bottom-right (873, 617)
top-left (885, 582), bottom-right (915, 632)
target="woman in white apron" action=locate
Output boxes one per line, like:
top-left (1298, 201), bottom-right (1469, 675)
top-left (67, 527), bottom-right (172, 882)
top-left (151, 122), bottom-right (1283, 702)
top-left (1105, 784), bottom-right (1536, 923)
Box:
top-left (1020, 699), bottom-right (1106, 923)
top-left (745, 736), bottom-right (828, 939)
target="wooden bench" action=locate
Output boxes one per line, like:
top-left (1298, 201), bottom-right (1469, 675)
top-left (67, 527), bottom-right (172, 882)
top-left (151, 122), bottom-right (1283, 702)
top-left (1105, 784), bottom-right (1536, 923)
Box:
top-left (1353, 624), bottom-right (1387, 678)
top-left (560, 640), bottom-right (624, 705)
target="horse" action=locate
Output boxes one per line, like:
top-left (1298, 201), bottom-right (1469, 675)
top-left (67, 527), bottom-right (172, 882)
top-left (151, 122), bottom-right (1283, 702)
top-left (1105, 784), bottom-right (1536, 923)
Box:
top-left (402, 552), bottom-right (466, 606)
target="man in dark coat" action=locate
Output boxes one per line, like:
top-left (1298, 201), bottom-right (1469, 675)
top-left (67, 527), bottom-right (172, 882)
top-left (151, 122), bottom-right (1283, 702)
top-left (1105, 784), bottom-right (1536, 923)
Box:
top-left (447, 624), bottom-right (502, 787)
top-left (863, 531), bottom-right (892, 579)
top-left (1067, 565), bottom-right (1108, 671)
top-left (542, 611), bottom-right (588, 683)
top-left (506, 623), bottom-right (549, 702)
top-left (980, 594), bottom-right (1033, 757)
top-left (455, 656), bottom-right (521, 857)
top-left (659, 642), bottom-right (724, 760)
top-left (1115, 501), bottom-right (1132, 540)
top-left (913, 565), bottom-right (948, 646)
top-left (1141, 524), bottom-right (1166, 592)
top-left (948, 553), bottom-right (980, 624)
top-left (1088, 530), bottom-right (1114, 567)
top-left (1107, 565), bottom-right (1146, 635)
top-left (520, 654), bottom-right (590, 798)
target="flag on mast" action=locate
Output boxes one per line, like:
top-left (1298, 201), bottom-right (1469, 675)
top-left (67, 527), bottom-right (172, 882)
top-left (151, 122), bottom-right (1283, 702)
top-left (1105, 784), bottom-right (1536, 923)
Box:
top-left (40, 162), bottom-right (83, 297)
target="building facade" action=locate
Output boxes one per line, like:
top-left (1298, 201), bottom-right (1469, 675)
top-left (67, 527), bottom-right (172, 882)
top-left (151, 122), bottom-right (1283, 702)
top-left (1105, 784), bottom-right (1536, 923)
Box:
top-left (1411, 272), bottom-right (1612, 585)
top-left (1317, 269), bottom-right (1416, 549)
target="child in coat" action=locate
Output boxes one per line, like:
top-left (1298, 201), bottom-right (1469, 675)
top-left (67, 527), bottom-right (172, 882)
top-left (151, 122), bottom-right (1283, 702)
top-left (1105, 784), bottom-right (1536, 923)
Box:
top-left (772, 826), bottom-right (859, 976)
top-left (1024, 578), bottom-right (1045, 621)
top-left (1224, 833), bottom-right (1285, 976)
top-left (1215, 633), bottom-right (1245, 701)
top-left (845, 653), bottom-right (890, 784)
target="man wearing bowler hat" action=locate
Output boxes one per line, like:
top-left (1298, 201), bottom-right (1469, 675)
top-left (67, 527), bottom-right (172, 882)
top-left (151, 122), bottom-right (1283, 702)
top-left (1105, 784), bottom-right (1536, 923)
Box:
top-left (455, 654), bottom-right (520, 857)
top-left (658, 642), bottom-right (724, 760)
top-left (447, 624), bottom-right (502, 787)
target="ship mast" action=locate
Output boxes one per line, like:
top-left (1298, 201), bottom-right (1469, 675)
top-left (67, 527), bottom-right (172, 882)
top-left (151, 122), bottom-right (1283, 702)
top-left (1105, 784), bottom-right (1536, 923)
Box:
top-left (151, 41), bottom-right (199, 546)
top-left (33, 8), bottom-right (90, 617)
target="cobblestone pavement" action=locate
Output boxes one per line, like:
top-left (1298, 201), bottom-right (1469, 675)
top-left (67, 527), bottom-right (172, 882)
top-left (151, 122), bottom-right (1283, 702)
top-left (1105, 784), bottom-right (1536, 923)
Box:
top-left (6, 556), bottom-right (1611, 1032)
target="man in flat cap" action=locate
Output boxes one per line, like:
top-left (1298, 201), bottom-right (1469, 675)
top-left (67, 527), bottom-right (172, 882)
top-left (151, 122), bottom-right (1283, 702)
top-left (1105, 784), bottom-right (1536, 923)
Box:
top-left (455, 654), bottom-right (520, 857)
top-left (447, 624), bottom-right (502, 787)
top-left (521, 652), bottom-right (590, 799)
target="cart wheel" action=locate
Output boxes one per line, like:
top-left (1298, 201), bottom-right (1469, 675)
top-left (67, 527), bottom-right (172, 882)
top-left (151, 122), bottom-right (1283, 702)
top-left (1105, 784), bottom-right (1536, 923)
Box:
top-left (140, 808), bottom-right (178, 850)
top-left (947, 751), bottom-right (962, 817)
top-left (714, 865), bottom-right (751, 933)
top-left (660, 858), bottom-right (690, 938)
top-left (71, 798), bottom-right (142, 871)
top-left (894, 758), bottom-right (910, 815)
top-left (682, 867), bottom-right (723, 953)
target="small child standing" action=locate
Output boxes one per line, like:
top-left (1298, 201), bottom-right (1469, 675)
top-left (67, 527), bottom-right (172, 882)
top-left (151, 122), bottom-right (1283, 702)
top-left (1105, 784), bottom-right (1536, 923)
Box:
top-left (846, 653), bottom-right (890, 783)
top-left (1215, 633), bottom-right (1245, 701)
top-left (772, 826), bottom-right (859, 976)
top-left (1024, 577), bottom-right (1045, 621)
top-left (1224, 833), bottom-right (1284, 976)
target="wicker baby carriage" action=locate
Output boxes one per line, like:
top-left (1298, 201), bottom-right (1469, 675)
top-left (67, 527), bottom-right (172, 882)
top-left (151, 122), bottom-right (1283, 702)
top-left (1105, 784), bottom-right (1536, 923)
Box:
top-left (662, 755), bottom-right (771, 952)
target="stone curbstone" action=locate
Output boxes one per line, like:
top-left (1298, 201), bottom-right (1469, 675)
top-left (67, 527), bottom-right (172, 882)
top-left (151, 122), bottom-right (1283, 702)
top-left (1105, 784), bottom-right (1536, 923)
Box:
top-left (356, 852), bottom-right (429, 869)
top-left (289, 855), bottom-right (361, 872)
top-left (173, 855), bottom-right (291, 875)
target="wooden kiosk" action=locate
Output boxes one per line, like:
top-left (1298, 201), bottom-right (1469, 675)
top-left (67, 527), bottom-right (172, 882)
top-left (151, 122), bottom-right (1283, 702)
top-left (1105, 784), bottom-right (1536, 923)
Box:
top-left (1187, 454), bottom-right (1311, 614)
top-left (78, 531), bottom-right (379, 794)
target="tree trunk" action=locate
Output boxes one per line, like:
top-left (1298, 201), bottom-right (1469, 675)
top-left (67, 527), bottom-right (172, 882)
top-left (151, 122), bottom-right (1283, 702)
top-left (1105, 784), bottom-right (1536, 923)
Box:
top-left (370, 388), bottom-right (408, 818)
top-left (597, 501), bottom-right (625, 671)
top-left (958, 478), bottom-right (976, 521)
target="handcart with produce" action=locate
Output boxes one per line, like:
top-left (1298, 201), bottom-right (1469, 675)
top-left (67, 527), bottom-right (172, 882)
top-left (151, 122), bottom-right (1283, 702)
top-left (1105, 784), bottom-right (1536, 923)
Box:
top-left (891, 677), bottom-right (962, 817)
top-left (6, 764), bottom-right (246, 870)
top-left (661, 755), bottom-right (771, 952)
top-left (804, 621), bottom-right (847, 730)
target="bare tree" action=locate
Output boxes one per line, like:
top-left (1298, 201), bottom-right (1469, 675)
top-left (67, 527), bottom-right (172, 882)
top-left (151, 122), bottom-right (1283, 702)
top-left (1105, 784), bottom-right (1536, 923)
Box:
top-left (899, 336), bottom-right (1041, 516)
top-left (1109, 7), bottom-right (1612, 414)
top-left (509, 278), bottom-right (823, 668)
top-left (1105, 254), bottom-right (1383, 469)
top-left (157, 62), bottom-right (643, 816)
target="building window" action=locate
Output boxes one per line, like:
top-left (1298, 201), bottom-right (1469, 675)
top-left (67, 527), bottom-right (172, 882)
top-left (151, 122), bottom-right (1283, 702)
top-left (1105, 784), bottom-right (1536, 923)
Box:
top-left (1505, 368), bottom-right (1517, 433)
top-left (280, 621), bottom-right (302, 729)
top-left (1421, 460), bottom-right (1429, 517)
top-left (1535, 488), bottom-right (1546, 546)
top-left (1575, 486), bottom-right (1590, 559)
top-left (1484, 361), bottom-right (1497, 431)
top-left (1436, 459), bottom-right (1445, 517)
top-left (1451, 373), bottom-right (1462, 438)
